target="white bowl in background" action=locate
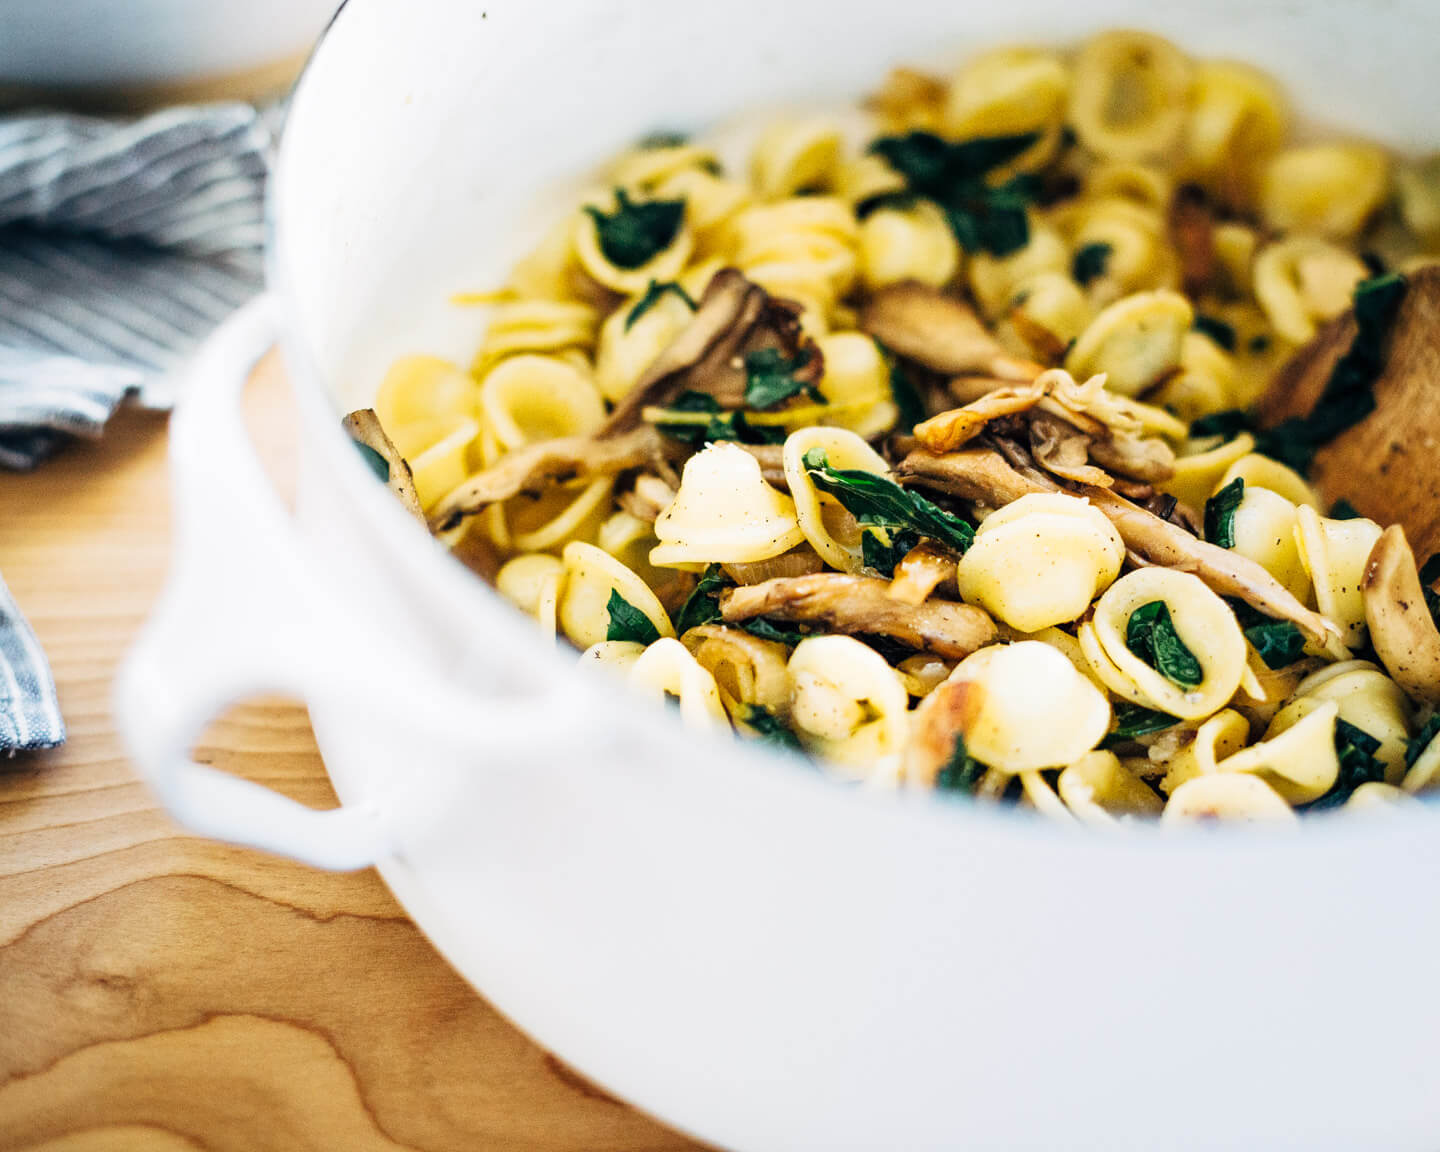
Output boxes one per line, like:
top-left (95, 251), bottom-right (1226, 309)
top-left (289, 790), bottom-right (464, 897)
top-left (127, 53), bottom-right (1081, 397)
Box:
top-left (0, 0), bottom-right (339, 104)
top-left (117, 1), bottom-right (1440, 1149)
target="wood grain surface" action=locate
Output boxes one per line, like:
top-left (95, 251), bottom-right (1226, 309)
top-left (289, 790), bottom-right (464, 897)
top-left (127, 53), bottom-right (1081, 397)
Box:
top-left (0, 356), bottom-right (708, 1152)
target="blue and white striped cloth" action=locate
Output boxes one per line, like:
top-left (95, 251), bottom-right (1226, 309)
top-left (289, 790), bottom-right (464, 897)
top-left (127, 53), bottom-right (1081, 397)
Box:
top-left (0, 100), bottom-right (279, 751)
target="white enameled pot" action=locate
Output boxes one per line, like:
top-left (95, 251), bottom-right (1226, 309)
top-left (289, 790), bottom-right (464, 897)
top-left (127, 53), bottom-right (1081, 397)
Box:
top-left (116, 2), bottom-right (1440, 1149)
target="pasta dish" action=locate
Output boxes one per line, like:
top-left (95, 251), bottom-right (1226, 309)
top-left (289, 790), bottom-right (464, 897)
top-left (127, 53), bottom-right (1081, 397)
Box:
top-left (344, 30), bottom-right (1440, 824)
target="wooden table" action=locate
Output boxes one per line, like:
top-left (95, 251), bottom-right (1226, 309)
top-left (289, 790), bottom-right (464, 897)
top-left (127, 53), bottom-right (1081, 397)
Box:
top-left (0, 357), bottom-right (708, 1152)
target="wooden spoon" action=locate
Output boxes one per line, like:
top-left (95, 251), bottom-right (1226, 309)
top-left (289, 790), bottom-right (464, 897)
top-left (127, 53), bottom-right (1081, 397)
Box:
top-left (1259, 265), bottom-right (1440, 557)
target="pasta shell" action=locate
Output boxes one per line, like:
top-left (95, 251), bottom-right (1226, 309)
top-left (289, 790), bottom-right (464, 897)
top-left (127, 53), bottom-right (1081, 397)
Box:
top-left (652, 443), bottom-right (807, 566)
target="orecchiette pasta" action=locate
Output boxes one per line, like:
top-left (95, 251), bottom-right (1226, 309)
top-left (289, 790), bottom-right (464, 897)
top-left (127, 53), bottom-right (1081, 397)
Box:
top-left (750, 119), bottom-right (845, 201)
top-left (470, 298), bottom-right (600, 378)
top-left (1064, 290), bottom-right (1193, 397)
top-left (937, 642), bottom-right (1111, 773)
top-left (374, 355), bottom-right (478, 460)
top-left (628, 637), bottom-right (731, 730)
top-left (575, 188), bottom-right (695, 295)
top-left (1218, 698), bottom-right (1340, 805)
top-left (1058, 751), bottom-right (1165, 824)
top-left (782, 426), bottom-right (890, 571)
top-left (1223, 484), bottom-right (1310, 602)
top-left (497, 553), bottom-right (565, 640)
top-left (859, 200), bottom-right (961, 291)
top-left (1161, 772), bottom-right (1297, 824)
top-left (1068, 30), bottom-right (1191, 162)
top-left (652, 442), bottom-right (806, 566)
top-left (1259, 143), bottom-right (1389, 240)
top-left (1293, 506), bottom-right (1384, 652)
top-left (788, 636), bottom-right (910, 779)
top-left (968, 224), bottom-right (1069, 320)
top-left (1081, 568), bottom-right (1246, 720)
top-left (1252, 236), bottom-right (1369, 345)
top-left (361, 30), bottom-right (1440, 825)
top-left (1184, 61), bottom-right (1286, 202)
top-left (956, 493), bottom-right (1124, 632)
top-left (559, 541), bottom-right (674, 650)
top-left (942, 47), bottom-right (1069, 171)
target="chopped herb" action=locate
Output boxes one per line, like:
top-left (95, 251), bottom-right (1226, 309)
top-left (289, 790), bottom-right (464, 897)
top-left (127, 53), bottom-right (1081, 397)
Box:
top-left (1406, 713), bottom-right (1440, 770)
top-left (867, 130), bottom-right (1040, 256)
top-left (882, 346), bottom-right (927, 434)
top-left (1254, 273), bottom-right (1408, 474)
top-left (861, 526), bottom-right (922, 577)
top-left (648, 391), bottom-right (786, 446)
top-left (1126, 600), bottom-right (1204, 687)
top-left (605, 589), bottom-right (661, 645)
top-left (1328, 498), bottom-right (1362, 520)
top-left (936, 732), bottom-right (988, 793)
top-left (1204, 476), bottom-right (1245, 548)
top-left (1221, 596), bottom-right (1308, 668)
top-left (1188, 408), bottom-right (1251, 441)
top-left (1072, 242), bottom-right (1112, 286)
top-left (1193, 313), bottom-right (1237, 352)
top-left (943, 172), bottom-right (1038, 257)
top-left (1419, 552), bottom-right (1440, 628)
top-left (743, 704), bottom-right (805, 753)
top-left (625, 279), bottom-right (696, 330)
top-left (584, 188), bottom-right (686, 270)
top-left (1361, 250), bottom-right (1387, 278)
top-left (1304, 719), bottom-right (1387, 811)
top-left (740, 617), bottom-right (810, 647)
top-left (1100, 702), bottom-right (1179, 748)
top-left (1419, 553), bottom-right (1440, 587)
top-left (802, 448), bottom-right (974, 554)
top-left (1244, 619), bottom-right (1307, 669)
top-left (1248, 334), bottom-right (1271, 355)
top-left (743, 347), bottom-right (822, 409)
top-left (354, 441), bottom-right (390, 483)
top-left (854, 633), bottom-right (917, 663)
top-left (854, 189), bottom-right (921, 219)
top-left (673, 564), bottom-right (728, 634)
top-left (638, 130), bottom-right (689, 149)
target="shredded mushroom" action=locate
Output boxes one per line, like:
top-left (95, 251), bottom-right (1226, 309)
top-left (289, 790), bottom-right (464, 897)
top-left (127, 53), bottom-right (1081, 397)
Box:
top-left (343, 409), bottom-right (425, 522)
top-left (1362, 525), bottom-right (1440, 703)
top-left (720, 574), bottom-right (996, 659)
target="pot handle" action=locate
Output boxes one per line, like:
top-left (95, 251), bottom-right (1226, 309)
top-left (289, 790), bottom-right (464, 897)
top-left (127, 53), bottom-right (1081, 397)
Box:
top-left (115, 294), bottom-right (394, 870)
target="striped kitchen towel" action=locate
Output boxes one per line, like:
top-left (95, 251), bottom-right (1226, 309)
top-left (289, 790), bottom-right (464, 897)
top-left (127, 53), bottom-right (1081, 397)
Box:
top-left (0, 99), bottom-right (281, 752)
top-left (0, 572), bottom-right (64, 753)
top-left (0, 101), bottom-right (280, 470)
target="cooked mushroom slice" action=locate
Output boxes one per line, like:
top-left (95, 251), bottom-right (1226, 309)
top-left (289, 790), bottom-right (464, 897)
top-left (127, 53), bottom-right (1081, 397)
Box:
top-left (895, 446), bottom-right (1058, 509)
top-left (913, 382), bottom-right (1057, 453)
top-left (1027, 411), bottom-right (1112, 487)
top-left (599, 267), bottom-right (822, 436)
top-left (1086, 432), bottom-right (1175, 485)
top-left (1362, 525), bottom-right (1440, 704)
top-left (428, 425), bottom-right (661, 532)
top-left (859, 280), bottom-right (1043, 380)
top-left (343, 408), bottom-right (425, 522)
top-left (895, 445), bottom-right (1338, 644)
top-left (887, 543), bottom-right (958, 606)
top-left (617, 473), bottom-right (677, 523)
top-left (1168, 184), bottom-right (1218, 298)
top-left (720, 574), bottom-right (996, 660)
